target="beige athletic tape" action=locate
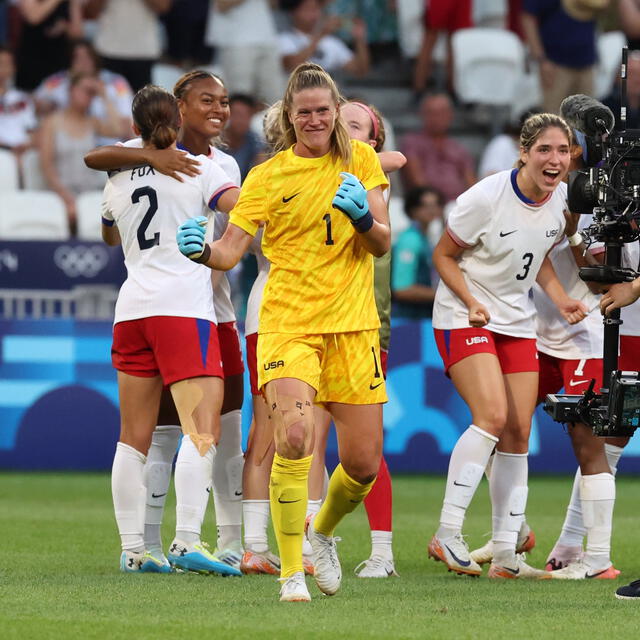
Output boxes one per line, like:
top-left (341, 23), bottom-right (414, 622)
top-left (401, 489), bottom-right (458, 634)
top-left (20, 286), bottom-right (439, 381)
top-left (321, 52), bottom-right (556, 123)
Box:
top-left (263, 386), bottom-right (314, 457)
top-left (171, 378), bottom-right (214, 456)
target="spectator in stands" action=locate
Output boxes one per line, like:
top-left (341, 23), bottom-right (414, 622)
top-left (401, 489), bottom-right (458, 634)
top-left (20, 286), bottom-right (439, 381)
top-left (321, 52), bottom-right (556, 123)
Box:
top-left (162, 0), bottom-right (212, 67)
top-left (225, 94), bottom-right (266, 181)
top-left (412, 0), bottom-right (472, 96)
top-left (39, 72), bottom-right (123, 235)
top-left (35, 39), bottom-right (132, 144)
top-left (391, 186), bottom-right (443, 319)
top-left (86, 0), bottom-right (172, 91)
top-left (521, 0), bottom-right (598, 114)
top-left (15, 0), bottom-right (84, 91)
top-left (0, 46), bottom-right (37, 157)
top-left (605, 50), bottom-right (640, 128)
top-left (478, 111), bottom-right (531, 179)
top-left (400, 92), bottom-right (476, 202)
top-left (279, 0), bottom-right (370, 76)
top-left (620, 0), bottom-right (640, 50)
top-left (205, 0), bottom-right (284, 104)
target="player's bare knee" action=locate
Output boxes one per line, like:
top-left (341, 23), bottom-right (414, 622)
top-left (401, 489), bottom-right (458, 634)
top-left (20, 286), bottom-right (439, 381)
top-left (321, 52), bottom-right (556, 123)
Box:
top-left (265, 385), bottom-right (314, 458)
top-left (342, 459), bottom-right (379, 485)
top-left (476, 406), bottom-right (507, 435)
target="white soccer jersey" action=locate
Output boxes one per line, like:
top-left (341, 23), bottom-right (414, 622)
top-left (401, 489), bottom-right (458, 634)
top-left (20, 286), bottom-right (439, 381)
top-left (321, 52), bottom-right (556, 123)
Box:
top-left (433, 170), bottom-right (566, 338)
top-left (245, 229), bottom-right (270, 336)
top-left (103, 154), bottom-right (236, 324)
top-left (534, 221), bottom-right (603, 359)
top-left (621, 240), bottom-right (640, 337)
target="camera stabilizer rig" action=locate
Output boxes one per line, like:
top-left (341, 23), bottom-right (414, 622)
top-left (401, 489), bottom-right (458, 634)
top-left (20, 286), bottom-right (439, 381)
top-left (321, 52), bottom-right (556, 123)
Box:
top-left (544, 48), bottom-right (640, 437)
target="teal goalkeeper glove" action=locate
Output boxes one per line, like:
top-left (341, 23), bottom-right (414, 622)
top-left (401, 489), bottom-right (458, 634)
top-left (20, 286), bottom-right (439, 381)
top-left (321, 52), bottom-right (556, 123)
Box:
top-left (176, 216), bottom-right (211, 263)
top-left (332, 171), bottom-right (374, 233)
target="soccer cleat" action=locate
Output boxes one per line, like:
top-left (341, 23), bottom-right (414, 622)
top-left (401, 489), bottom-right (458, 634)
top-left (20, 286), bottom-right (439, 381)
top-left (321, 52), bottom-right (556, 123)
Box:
top-left (120, 550), bottom-right (143, 572)
top-left (616, 579), bottom-right (640, 600)
top-left (428, 534), bottom-right (482, 576)
top-left (140, 548), bottom-right (172, 573)
top-left (302, 553), bottom-right (315, 576)
top-left (488, 554), bottom-right (551, 580)
top-left (545, 544), bottom-right (584, 571)
top-left (470, 528), bottom-right (537, 566)
top-left (279, 571), bottom-right (311, 602)
top-left (305, 514), bottom-right (342, 596)
top-left (240, 549), bottom-right (281, 575)
top-left (354, 555), bottom-right (399, 578)
top-left (214, 545), bottom-right (243, 572)
top-left (550, 559), bottom-right (620, 580)
top-left (168, 539), bottom-right (242, 576)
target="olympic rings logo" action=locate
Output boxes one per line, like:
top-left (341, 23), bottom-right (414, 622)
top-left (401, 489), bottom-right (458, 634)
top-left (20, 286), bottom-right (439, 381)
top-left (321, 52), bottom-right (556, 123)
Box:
top-left (53, 245), bottom-right (109, 278)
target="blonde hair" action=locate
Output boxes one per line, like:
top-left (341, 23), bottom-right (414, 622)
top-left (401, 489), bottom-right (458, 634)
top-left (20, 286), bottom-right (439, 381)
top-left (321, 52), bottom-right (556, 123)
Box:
top-left (517, 112), bottom-right (572, 169)
top-left (263, 100), bottom-right (283, 153)
top-left (276, 62), bottom-right (351, 164)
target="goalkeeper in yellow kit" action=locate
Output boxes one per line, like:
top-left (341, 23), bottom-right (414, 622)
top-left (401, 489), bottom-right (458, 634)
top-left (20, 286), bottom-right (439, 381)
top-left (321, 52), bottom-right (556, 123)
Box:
top-left (176, 62), bottom-right (391, 602)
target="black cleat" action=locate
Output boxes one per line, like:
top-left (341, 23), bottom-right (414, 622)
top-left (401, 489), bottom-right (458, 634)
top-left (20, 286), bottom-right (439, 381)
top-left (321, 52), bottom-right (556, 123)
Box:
top-left (616, 579), bottom-right (640, 600)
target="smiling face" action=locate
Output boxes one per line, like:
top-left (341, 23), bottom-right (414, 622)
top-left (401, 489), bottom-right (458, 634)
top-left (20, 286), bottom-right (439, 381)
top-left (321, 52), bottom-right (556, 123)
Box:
top-left (178, 76), bottom-right (229, 141)
top-left (341, 102), bottom-right (375, 147)
top-left (289, 87), bottom-right (338, 157)
top-left (518, 126), bottom-right (571, 200)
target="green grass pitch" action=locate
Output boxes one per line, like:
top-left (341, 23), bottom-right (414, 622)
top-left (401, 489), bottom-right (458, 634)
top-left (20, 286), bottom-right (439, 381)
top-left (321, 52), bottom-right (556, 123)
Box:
top-left (2, 472), bottom-right (640, 639)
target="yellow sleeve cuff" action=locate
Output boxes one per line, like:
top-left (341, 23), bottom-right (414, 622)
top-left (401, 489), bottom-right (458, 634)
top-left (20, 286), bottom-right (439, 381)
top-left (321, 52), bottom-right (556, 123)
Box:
top-left (229, 214), bottom-right (258, 237)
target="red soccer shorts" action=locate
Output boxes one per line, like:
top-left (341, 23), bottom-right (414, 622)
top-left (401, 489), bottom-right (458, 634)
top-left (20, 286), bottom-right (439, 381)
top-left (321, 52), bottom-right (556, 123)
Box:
top-left (619, 335), bottom-right (640, 371)
top-left (112, 316), bottom-right (223, 385)
top-left (537, 352), bottom-right (603, 402)
top-left (218, 321), bottom-right (245, 377)
top-left (246, 331), bottom-right (259, 395)
top-left (425, 0), bottom-right (472, 31)
top-left (381, 348), bottom-right (388, 378)
top-left (434, 327), bottom-right (538, 375)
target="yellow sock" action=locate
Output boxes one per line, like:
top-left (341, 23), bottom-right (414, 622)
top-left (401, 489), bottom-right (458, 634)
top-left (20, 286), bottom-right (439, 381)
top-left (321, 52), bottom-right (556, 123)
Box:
top-left (270, 453), bottom-right (312, 578)
top-left (313, 463), bottom-right (374, 537)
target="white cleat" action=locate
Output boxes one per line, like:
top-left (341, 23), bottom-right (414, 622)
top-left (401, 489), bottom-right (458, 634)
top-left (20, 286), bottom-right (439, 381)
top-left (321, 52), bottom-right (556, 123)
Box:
top-left (550, 559), bottom-right (619, 580)
top-left (488, 554), bottom-right (551, 580)
top-left (428, 534), bottom-right (482, 576)
top-left (545, 544), bottom-right (583, 572)
top-left (214, 545), bottom-right (244, 572)
top-left (354, 555), bottom-right (399, 578)
top-left (305, 514), bottom-right (342, 595)
top-left (470, 540), bottom-right (493, 566)
top-left (471, 525), bottom-right (536, 566)
top-left (279, 571), bottom-right (311, 602)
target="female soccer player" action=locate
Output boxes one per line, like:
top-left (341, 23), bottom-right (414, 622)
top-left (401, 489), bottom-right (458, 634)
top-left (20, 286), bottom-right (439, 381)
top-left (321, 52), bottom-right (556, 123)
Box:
top-left (429, 112), bottom-right (587, 579)
top-left (177, 62), bottom-right (391, 602)
top-left (86, 70), bottom-right (246, 570)
top-left (101, 84), bottom-right (241, 575)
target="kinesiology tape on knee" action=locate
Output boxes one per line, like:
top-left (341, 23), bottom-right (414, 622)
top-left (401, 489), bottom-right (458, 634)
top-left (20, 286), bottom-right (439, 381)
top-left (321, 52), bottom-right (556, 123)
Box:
top-left (264, 386), bottom-right (314, 447)
top-left (171, 379), bottom-right (214, 456)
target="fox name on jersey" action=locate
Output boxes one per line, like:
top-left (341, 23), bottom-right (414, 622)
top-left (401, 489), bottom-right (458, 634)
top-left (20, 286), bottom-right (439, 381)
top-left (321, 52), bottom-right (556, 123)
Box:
top-left (102, 154), bottom-right (236, 325)
top-left (433, 169), bottom-right (566, 338)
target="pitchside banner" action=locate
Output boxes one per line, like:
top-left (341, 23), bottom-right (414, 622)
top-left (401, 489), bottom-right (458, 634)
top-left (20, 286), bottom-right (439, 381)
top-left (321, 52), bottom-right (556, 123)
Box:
top-left (1, 317), bottom-right (640, 472)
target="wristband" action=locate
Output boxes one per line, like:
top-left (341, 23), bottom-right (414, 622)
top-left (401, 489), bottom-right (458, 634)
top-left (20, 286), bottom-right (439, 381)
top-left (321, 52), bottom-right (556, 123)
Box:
top-left (193, 243), bottom-right (211, 264)
top-left (567, 232), bottom-right (583, 247)
top-left (351, 210), bottom-right (374, 233)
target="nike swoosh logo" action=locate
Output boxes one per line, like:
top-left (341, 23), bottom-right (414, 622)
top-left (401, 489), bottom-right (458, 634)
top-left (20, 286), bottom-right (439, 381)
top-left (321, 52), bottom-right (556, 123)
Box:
top-left (499, 230), bottom-right (518, 237)
top-left (444, 544), bottom-right (471, 567)
top-left (453, 481), bottom-right (471, 487)
top-left (282, 192), bottom-right (301, 203)
top-left (151, 492), bottom-right (167, 498)
top-left (509, 511), bottom-right (525, 517)
top-left (369, 382), bottom-right (384, 390)
top-left (587, 568), bottom-right (610, 578)
top-left (502, 566), bottom-right (520, 576)
top-left (234, 490), bottom-right (243, 496)
top-left (278, 498), bottom-right (301, 504)
top-left (568, 380), bottom-right (590, 387)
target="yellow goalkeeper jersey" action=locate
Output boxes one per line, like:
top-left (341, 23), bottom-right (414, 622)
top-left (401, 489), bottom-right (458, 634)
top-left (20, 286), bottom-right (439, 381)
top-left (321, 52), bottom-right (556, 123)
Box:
top-left (230, 138), bottom-right (389, 335)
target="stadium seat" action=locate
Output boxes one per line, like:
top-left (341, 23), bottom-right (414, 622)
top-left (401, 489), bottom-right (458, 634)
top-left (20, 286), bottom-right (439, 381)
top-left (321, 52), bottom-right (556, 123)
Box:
top-left (0, 190), bottom-right (69, 240)
top-left (451, 28), bottom-right (525, 106)
top-left (151, 63), bottom-right (184, 91)
top-left (21, 149), bottom-right (47, 191)
top-left (595, 31), bottom-right (627, 100)
top-left (0, 149), bottom-right (19, 192)
top-left (76, 190), bottom-right (105, 241)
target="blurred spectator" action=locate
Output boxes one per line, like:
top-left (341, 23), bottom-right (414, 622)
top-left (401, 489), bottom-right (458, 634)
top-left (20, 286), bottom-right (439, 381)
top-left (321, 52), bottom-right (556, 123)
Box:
top-left (205, 0), bottom-right (284, 104)
top-left (391, 186), bottom-right (444, 319)
top-left (604, 50), bottom-right (640, 128)
top-left (86, 0), bottom-right (172, 91)
top-left (412, 0), bottom-right (472, 95)
top-left (39, 72), bottom-right (123, 234)
top-left (521, 0), bottom-right (598, 114)
top-left (477, 112), bottom-right (531, 178)
top-left (162, 0), bottom-right (212, 67)
top-left (15, 0), bottom-right (84, 91)
top-left (279, 0), bottom-right (370, 76)
top-left (34, 39), bottom-right (132, 144)
top-left (620, 0), bottom-right (640, 49)
top-left (225, 93), bottom-right (266, 181)
top-left (400, 92), bottom-right (476, 201)
top-left (0, 46), bottom-right (37, 156)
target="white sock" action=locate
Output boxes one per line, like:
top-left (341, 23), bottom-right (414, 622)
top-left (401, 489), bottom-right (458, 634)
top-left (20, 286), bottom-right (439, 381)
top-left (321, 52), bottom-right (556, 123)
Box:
top-left (557, 468), bottom-right (586, 547)
top-left (604, 443), bottom-right (623, 475)
top-left (143, 425), bottom-right (180, 550)
top-left (243, 499), bottom-right (270, 553)
top-left (303, 499), bottom-right (322, 555)
top-left (174, 435), bottom-right (215, 545)
top-left (371, 530), bottom-right (393, 560)
top-left (490, 451), bottom-right (528, 566)
top-left (437, 424), bottom-right (498, 538)
top-left (212, 410), bottom-right (244, 550)
top-left (581, 472), bottom-right (615, 571)
top-left (112, 442), bottom-right (146, 552)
